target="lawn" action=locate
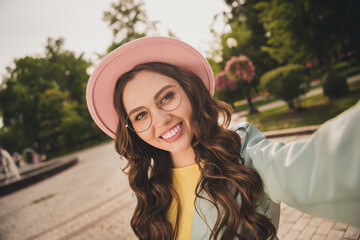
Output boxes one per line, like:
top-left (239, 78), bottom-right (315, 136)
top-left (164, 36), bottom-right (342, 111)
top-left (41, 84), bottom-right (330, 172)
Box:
top-left (233, 79), bottom-right (322, 112)
top-left (246, 81), bottom-right (360, 131)
top-left (234, 96), bottom-right (278, 112)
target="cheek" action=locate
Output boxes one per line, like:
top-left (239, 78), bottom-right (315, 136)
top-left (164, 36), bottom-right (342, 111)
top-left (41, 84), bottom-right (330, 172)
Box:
top-left (137, 132), bottom-right (152, 144)
top-left (184, 103), bottom-right (193, 125)
top-left (136, 130), bottom-right (159, 148)
top-left (181, 95), bottom-right (193, 118)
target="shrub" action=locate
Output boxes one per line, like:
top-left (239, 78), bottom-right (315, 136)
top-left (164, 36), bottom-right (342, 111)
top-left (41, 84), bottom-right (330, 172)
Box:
top-left (260, 64), bottom-right (310, 109)
top-left (332, 59), bottom-right (360, 77)
top-left (322, 71), bottom-right (349, 98)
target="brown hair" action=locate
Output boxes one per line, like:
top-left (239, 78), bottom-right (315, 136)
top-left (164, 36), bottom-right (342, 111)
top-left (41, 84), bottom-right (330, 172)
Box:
top-left (113, 62), bottom-right (276, 239)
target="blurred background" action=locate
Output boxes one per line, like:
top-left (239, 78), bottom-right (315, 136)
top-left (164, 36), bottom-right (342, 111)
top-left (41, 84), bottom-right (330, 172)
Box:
top-left (0, 0), bottom-right (359, 239)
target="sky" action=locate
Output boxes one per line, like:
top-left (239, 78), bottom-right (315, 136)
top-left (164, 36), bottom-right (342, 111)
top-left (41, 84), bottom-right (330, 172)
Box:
top-left (0, 0), bottom-right (230, 78)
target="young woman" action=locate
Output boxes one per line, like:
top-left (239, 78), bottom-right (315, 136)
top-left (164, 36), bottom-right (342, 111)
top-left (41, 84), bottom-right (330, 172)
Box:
top-left (86, 37), bottom-right (360, 239)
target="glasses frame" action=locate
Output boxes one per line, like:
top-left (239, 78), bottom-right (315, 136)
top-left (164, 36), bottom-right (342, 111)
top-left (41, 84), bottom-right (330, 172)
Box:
top-left (125, 85), bottom-right (183, 133)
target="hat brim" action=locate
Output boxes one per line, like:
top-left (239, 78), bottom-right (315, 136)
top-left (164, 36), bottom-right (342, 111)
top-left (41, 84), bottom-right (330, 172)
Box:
top-left (86, 36), bottom-right (214, 139)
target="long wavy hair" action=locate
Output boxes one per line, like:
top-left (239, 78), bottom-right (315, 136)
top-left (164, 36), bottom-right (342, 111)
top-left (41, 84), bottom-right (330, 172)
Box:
top-left (113, 62), bottom-right (276, 239)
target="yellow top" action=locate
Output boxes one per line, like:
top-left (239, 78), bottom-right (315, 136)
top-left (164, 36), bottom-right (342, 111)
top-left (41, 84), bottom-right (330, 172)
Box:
top-left (167, 163), bottom-right (201, 240)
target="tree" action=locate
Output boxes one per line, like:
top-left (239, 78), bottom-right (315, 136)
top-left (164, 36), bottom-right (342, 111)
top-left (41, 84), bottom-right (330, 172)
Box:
top-left (0, 37), bottom-right (103, 156)
top-left (37, 89), bottom-right (72, 153)
top-left (260, 64), bottom-right (310, 110)
top-left (255, 0), bottom-right (360, 66)
top-left (211, 0), bottom-right (278, 77)
top-left (209, 0), bottom-right (278, 106)
top-left (103, 0), bottom-right (158, 52)
top-left (214, 71), bottom-right (238, 109)
top-left (44, 38), bottom-right (90, 105)
top-left (225, 55), bottom-right (258, 114)
top-left (0, 57), bottom-right (52, 151)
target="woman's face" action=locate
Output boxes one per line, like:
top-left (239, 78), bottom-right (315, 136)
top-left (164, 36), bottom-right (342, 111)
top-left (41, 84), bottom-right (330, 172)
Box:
top-left (122, 70), bottom-right (194, 155)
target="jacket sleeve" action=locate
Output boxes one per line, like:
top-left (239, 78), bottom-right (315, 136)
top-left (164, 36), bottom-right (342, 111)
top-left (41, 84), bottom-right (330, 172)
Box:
top-left (235, 101), bottom-right (360, 227)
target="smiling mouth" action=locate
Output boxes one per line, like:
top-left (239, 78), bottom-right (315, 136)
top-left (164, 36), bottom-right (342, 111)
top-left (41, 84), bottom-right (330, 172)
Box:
top-left (159, 122), bottom-right (183, 140)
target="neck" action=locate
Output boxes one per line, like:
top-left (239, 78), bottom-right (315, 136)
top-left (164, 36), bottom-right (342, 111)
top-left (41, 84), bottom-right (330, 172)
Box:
top-left (170, 148), bottom-right (196, 168)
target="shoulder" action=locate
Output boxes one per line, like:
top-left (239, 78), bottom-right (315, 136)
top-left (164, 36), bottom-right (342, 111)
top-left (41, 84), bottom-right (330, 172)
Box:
top-left (230, 121), bottom-right (272, 167)
top-left (230, 121), bottom-right (250, 135)
top-left (230, 121), bottom-right (266, 143)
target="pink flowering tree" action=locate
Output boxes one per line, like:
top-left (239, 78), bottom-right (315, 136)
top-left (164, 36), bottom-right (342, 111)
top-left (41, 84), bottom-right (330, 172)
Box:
top-left (215, 71), bottom-right (238, 109)
top-left (215, 71), bottom-right (237, 91)
top-left (225, 55), bottom-right (259, 114)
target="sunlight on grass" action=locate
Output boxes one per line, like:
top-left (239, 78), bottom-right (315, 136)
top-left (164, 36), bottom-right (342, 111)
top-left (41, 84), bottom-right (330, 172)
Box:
top-left (234, 97), bottom-right (278, 112)
top-left (246, 81), bottom-right (360, 131)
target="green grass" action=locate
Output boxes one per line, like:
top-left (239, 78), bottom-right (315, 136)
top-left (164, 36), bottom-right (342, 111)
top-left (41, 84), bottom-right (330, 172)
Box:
top-left (234, 97), bottom-right (279, 112)
top-left (246, 81), bottom-right (360, 131)
top-left (233, 81), bottom-right (321, 112)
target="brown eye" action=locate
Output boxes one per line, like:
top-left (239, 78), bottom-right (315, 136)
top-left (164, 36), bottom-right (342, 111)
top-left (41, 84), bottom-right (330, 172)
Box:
top-left (160, 92), bottom-right (175, 104)
top-left (135, 111), bottom-right (148, 121)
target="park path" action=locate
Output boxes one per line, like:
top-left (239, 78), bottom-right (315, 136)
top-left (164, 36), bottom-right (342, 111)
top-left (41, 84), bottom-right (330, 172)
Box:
top-left (0, 133), bottom-right (359, 240)
top-left (231, 74), bottom-right (360, 125)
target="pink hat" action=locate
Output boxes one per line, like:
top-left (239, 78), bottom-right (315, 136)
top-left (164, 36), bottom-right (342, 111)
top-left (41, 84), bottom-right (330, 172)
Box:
top-left (86, 36), bottom-right (214, 138)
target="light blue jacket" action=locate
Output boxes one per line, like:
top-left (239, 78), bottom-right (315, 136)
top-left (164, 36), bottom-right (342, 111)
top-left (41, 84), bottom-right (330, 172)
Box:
top-left (191, 101), bottom-right (360, 239)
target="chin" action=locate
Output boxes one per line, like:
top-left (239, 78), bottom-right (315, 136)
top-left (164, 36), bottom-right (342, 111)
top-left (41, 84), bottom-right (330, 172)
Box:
top-left (167, 137), bottom-right (193, 154)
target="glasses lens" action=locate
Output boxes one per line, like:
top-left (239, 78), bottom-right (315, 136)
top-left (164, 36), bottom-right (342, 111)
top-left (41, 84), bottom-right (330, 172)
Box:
top-left (156, 86), bottom-right (182, 111)
top-left (127, 108), bottom-right (152, 133)
top-left (126, 86), bottom-right (182, 133)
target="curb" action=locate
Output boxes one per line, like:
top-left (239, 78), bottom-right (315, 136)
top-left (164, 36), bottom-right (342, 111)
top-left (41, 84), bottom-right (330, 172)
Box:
top-left (0, 157), bottom-right (78, 197)
top-left (263, 125), bottom-right (320, 139)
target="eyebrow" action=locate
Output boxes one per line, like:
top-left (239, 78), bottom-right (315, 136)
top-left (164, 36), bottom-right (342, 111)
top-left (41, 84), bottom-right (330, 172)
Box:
top-left (128, 84), bottom-right (174, 115)
top-left (154, 85), bottom-right (174, 101)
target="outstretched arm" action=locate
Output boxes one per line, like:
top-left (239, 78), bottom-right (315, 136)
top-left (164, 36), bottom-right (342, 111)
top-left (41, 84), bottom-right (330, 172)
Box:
top-left (236, 101), bottom-right (360, 227)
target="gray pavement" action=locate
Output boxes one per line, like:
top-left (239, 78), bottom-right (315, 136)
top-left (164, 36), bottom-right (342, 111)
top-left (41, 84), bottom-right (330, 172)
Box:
top-left (0, 143), bottom-right (135, 240)
top-left (0, 157), bottom-right (78, 196)
top-left (1, 131), bottom-right (359, 240)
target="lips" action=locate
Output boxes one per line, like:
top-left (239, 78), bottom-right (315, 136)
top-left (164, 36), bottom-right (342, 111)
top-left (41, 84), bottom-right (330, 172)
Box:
top-left (159, 122), bottom-right (183, 143)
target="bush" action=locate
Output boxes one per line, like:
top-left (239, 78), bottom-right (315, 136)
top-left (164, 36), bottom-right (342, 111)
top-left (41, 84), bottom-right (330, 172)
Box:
top-left (260, 64), bottom-right (310, 109)
top-left (322, 71), bottom-right (349, 98)
top-left (308, 67), bottom-right (323, 79)
top-left (332, 59), bottom-right (360, 77)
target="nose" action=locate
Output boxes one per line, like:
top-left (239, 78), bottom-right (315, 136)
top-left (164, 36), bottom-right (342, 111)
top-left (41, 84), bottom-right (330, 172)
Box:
top-left (151, 107), bottom-right (171, 128)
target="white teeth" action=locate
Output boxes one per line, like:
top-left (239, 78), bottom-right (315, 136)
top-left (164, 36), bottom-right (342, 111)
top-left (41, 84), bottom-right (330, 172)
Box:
top-left (161, 124), bottom-right (181, 139)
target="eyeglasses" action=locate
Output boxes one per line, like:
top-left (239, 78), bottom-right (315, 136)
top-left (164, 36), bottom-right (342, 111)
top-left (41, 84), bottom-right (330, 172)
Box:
top-left (125, 85), bottom-right (182, 133)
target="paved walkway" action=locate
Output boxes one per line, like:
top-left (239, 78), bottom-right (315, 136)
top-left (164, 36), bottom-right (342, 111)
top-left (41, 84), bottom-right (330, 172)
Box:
top-left (0, 157), bottom-right (78, 196)
top-left (0, 133), bottom-right (359, 240)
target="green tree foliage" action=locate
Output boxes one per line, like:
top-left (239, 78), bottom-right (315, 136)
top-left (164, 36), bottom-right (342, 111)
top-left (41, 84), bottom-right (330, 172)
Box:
top-left (37, 89), bottom-right (91, 153)
top-left (260, 64), bottom-right (310, 109)
top-left (0, 57), bottom-right (51, 152)
top-left (212, 0), bottom-right (278, 77)
top-left (0, 38), bottom-right (106, 156)
top-left (210, 0), bottom-right (278, 104)
top-left (103, 0), bottom-right (158, 52)
top-left (255, 0), bottom-right (360, 65)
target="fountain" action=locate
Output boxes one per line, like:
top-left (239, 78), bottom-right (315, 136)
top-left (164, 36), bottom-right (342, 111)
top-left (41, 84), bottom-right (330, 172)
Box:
top-left (0, 147), bottom-right (21, 181)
